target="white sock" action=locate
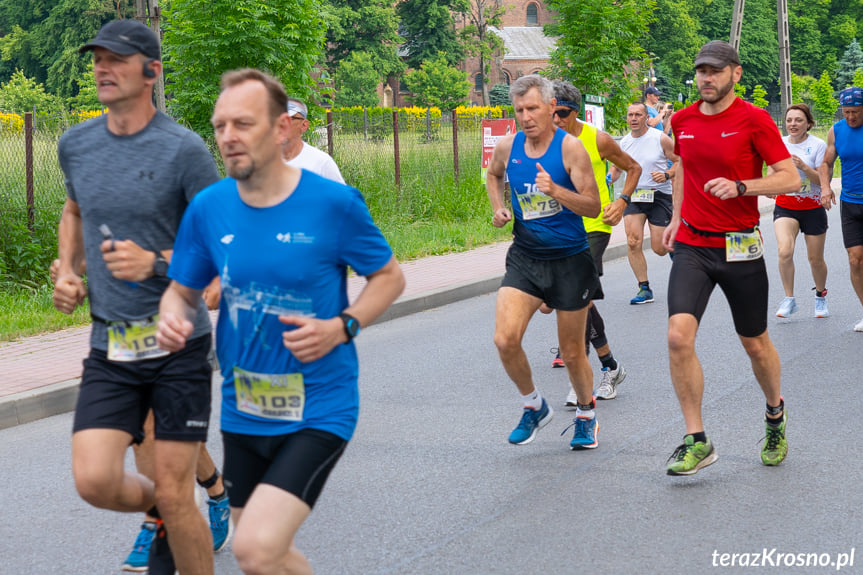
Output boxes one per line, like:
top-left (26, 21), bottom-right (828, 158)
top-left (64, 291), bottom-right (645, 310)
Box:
top-left (576, 406), bottom-right (595, 419)
top-left (522, 389), bottom-right (543, 410)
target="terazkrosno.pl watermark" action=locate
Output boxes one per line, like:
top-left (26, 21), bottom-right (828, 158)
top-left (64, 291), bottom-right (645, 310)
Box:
top-left (712, 549), bottom-right (855, 570)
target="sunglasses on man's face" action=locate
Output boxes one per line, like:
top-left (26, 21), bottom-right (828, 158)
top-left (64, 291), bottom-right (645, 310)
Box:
top-left (553, 108), bottom-right (575, 119)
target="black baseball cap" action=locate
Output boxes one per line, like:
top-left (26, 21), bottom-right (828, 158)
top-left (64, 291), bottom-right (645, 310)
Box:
top-left (645, 86), bottom-right (661, 96)
top-left (79, 20), bottom-right (160, 60)
top-left (694, 40), bottom-right (740, 69)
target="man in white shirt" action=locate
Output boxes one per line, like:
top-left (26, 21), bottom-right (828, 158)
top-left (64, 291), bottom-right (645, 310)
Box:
top-left (282, 99), bottom-right (345, 184)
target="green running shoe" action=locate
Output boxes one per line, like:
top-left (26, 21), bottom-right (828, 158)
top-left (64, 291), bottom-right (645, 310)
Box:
top-left (666, 435), bottom-right (718, 476)
top-left (761, 411), bottom-right (788, 466)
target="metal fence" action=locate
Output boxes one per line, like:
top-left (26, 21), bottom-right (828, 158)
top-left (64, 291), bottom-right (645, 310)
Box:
top-left (0, 107), bottom-right (497, 286)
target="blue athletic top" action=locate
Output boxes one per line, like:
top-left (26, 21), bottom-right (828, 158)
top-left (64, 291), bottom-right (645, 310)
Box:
top-left (834, 119), bottom-right (863, 204)
top-left (169, 171), bottom-right (393, 440)
top-left (506, 128), bottom-right (589, 259)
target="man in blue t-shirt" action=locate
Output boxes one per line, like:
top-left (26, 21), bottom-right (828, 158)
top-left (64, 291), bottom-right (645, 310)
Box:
top-left (157, 69), bottom-right (404, 574)
top-left (819, 86), bottom-right (863, 332)
top-left (486, 74), bottom-right (604, 451)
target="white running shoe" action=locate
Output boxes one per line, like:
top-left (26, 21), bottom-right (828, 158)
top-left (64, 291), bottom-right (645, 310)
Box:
top-left (565, 389), bottom-right (578, 409)
top-left (855, 318), bottom-right (863, 332)
top-left (776, 296), bottom-right (798, 318)
top-left (595, 364), bottom-right (627, 400)
top-left (814, 296), bottom-right (829, 318)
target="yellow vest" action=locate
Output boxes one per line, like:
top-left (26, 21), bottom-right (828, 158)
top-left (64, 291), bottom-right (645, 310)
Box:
top-left (577, 123), bottom-right (612, 234)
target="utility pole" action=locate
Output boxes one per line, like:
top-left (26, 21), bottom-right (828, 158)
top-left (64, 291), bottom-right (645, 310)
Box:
top-left (728, 0), bottom-right (793, 119)
top-left (777, 0), bottom-right (792, 115)
top-left (135, 0), bottom-right (166, 113)
top-left (729, 0), bottom-right (745, 51)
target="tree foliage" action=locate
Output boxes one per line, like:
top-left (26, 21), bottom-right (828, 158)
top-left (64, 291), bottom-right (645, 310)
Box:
top-left (162, 0), bottom-right (326, 136)
top-left (545, 0), bottom-right (654, 131)
top-left (488, 83), bottom-right (510, 107)
top-left (325, 0), bottom-right (404, 78)
top-left (334, 51), bottom-right (380, 108)
top-left (457, 0), bottom-right (504, 106)
top-left (810, 71), bottom-right (838, 126)
top-left (835, 39), bottom-right (863, 90)
top-left (0, 0), bottom-right (131, 100)
top-left (403, 52), bottom-right (471, 111)
top-left (0, 69), bottom-right (62, 113)
top-left (397, 0), bottom-right (467, 70)
top-left (750, 84), bottom-right (769, 108)
top-left (642, 0), bottom-right (701, 104)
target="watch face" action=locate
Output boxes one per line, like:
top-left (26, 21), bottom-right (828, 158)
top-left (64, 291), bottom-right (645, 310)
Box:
top-left (346, 319), bottom-right (360, 337)
top-left (154, 258), bottom-right (168, 277)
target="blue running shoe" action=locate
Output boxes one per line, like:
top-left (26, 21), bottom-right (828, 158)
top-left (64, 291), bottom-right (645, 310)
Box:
top-left (121, 521), bottom-right (156, 572)
top-left (630, 286), bottom-right (654, 305)
top-left (508, 399), bottom-right (553, 445)
top-left (208, 496), bottom-right (234, 552)
top-left (567, 415), bottom-right (599, 450)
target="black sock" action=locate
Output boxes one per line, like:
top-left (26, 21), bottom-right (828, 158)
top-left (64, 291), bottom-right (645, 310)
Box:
top-left (210, 490), bottom-right (227, 501)
top-left (147, 506), bottom-right (161, 520)
top-left (639, 281), bottom-right (650, 289)
top-left (689, 431), bottom-right (707, 444)
top-left (599, 352), bottom-right (617, 371)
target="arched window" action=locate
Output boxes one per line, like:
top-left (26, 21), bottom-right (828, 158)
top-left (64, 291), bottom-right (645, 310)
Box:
top-left (475, 73), bottom-right (484, 92)
top-left (526, 3), bottom-right (538, 25)
top-left (503, 71), bottom-right (511, 85)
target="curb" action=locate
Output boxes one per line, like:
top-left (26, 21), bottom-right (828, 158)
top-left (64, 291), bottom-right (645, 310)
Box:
top-left (0, 204), bottom-right (776, 431)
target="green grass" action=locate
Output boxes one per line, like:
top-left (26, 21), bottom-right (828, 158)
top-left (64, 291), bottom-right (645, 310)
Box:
top-left (1, 122), bottom-right (511, 342)
top-left (0, 284), bottom-right (90, 342)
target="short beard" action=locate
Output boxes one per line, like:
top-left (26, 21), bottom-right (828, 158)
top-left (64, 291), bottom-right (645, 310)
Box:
top-left (699, 78), bottom-right (734, 104)
top-left (226, 160), bottom-right (255, 181)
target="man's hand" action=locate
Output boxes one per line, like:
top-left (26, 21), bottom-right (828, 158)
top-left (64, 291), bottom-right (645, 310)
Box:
top-left (650, 170), bottom-right (668, 184)
top-left (202, 276), bottom-right (222, 310)
top-left (821, 188), bottom-right (836, 210)
top-left (101, 239), bottom-right (156, 282)
top-left (535, 162), bottom-right (556, 196)
top-left (704, 177), bottom-right (739, 200)
top-left (53, 275), bottom-right (87, 314)
top-left (279, 315), bottom-right (344, 363)
top-left (663, 218), bottom-right (680, 252)
top-left (602, 198), bottom-right (626, 226)
top-left (492, 208), bottom-right (512, 228)
top-left (156, 312), bottom-right (194, 353)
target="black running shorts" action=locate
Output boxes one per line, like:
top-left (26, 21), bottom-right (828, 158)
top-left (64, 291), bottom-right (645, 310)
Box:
top-left (222, 428), bottom-right (347, 509)
top-left (773, 204), bottom-right (828, 236)
top-left (72, 335), bottom-right (213, 443)
top-left (667, 242), bottom-right (768, 338)
top-left (587, 231), bottom-right (611, 277)
top-left (840, 200), bottom-right (863, 248)
top-left (624, 193), bottom-right (673, 227)
top-left (501, 244), bottom-right (603, 310)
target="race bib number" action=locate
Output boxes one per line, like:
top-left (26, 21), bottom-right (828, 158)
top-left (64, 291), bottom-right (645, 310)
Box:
top-left (632, 188), bottom-right (655, 203)
top-left (725, 229), bottom-right (763, 262)
top-left (793, 178), bottom-right (820, 201)
top-left (107, 316), bottom-right (168, 362)
top-left (517, 183), bottom-right (562, 220)
top-left (233, 367), bottom-right (305, 421)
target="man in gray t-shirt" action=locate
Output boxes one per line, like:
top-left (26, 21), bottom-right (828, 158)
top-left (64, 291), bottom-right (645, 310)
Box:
top-left (53, 20), bottom-right (223, 574)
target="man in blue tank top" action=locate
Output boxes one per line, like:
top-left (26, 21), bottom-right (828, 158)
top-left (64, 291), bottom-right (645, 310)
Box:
top-left (819, 86), bottom-right (863, 331)
top-left (486, 74), bottom-right (604, 451)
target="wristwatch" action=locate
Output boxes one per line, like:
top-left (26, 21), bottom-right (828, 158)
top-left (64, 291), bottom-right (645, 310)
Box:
top-left (619, 194), bottom-right (632, 205)
top-left (152, 251), bottom-right (168, 278)
top-left (664, 172), bottom-right (671, 181)
top-left (340, 312), bottom-right (361, 342)
top-left (735, 180), bottom-right (747, 197)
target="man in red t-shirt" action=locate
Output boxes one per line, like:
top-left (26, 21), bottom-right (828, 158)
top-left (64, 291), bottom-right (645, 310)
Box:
top-left (662, 41), bottom-right (800, 476)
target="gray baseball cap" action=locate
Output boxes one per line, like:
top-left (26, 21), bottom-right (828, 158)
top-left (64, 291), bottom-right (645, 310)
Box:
top-left (694, 40), bottom-right (740, 69)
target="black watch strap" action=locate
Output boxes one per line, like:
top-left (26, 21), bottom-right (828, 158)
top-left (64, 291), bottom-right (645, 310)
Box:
top-left (152, 251), bottom-right (168, 278)
top-left (619, 194), bottom-right (632, 205)
top-left (340, 312), bottom-right (361, 342)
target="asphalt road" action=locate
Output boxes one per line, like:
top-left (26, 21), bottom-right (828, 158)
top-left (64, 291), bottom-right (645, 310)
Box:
top-left (1, 206), bottom-right (862, 574)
